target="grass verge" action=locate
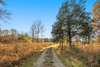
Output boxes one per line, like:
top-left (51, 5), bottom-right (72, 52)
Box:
top-left (55, 48), bottom-right (87, 67)
top-left (19, 52), bottom-right (42, 67)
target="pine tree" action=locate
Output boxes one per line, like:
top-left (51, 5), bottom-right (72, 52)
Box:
top-left (52, 2), bottom-right (68, 49)
top-left (52, 0), bottom-right (92, 48)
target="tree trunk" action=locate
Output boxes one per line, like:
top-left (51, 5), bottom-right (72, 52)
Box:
top-left (67, 21), bottom-right (72, 48)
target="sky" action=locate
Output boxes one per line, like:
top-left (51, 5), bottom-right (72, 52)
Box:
top-left (1, 0), bottom-right (96, 38)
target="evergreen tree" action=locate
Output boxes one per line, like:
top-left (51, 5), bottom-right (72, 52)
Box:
top-left (52, 2), bottom-right (68, 48)
top-left (52, 0), bottom-right (92, 48)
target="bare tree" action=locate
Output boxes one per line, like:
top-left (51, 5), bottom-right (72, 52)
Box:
top-left (31, 22), bottom-right (36, 41)
top-left (3, 29), bottom-right (9, 36)
top-left (31, 21), bottom-right (44, 42)
top-left (10, 29), bottom-right (17, 36)
top-left (0, 0), bottom-right (10, 22)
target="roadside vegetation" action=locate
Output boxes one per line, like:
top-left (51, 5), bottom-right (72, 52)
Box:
top-left (0, 42), bottom-right (49, 67)
top-left (55, 43), bottom-right (100, 67)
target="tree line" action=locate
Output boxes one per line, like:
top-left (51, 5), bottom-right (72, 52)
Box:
top-left (51, 0), bottom-right (99, 48)
top-left (0, 0), bottom-right (46, 43)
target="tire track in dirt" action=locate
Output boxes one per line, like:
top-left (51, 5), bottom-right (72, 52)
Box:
top-left (33, 48), bottom-right (65, 67)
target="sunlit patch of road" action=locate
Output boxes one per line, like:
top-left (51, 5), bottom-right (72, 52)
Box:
top-left (40, 43), bottom-right (59, 52)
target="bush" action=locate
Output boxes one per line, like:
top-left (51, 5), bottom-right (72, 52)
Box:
top-left (18, 33), bottom-right (32, 42)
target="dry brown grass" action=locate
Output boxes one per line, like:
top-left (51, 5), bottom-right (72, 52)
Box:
top-left (57, 43), bottom-right (100, 67)
top-left (0, 42), bottom-right (49, 63)
top-left (75, 43), bottom-right (100, 55)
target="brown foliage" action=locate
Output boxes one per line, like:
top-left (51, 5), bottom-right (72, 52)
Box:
top-left (0, 42), bottom-right (49, 63)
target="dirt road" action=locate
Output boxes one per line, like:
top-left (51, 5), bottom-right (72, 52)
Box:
top-left (33, 48), bottom-right (65, 67)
